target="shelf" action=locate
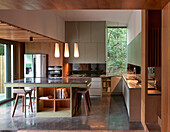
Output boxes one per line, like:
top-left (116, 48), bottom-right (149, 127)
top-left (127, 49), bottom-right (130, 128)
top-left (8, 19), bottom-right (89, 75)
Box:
top-left (36, 108), bottom-right (71, 117)
top-left (38, 108), bottom-right (54, 112)
top-left (55, 98), bottom-right (70, 101)
top-left (38, 98), bottom-right (54, 101)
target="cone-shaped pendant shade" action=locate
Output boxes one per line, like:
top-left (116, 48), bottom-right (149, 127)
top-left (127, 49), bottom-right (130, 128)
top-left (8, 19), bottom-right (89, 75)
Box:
top-left (74, 42), bottom-right (79, 58)
top-left (64, 43), bottom-right (69, 58)
top-left (55, 43), bottom-right (60, 58)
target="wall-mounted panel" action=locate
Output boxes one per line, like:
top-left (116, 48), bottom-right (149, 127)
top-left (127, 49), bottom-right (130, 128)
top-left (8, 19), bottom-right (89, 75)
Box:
top-left (127, 32), bottom-right (141, 66)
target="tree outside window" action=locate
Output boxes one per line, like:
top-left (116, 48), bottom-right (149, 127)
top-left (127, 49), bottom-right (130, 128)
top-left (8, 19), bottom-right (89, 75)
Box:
top-left (106, 28), bottom-right (127, 75)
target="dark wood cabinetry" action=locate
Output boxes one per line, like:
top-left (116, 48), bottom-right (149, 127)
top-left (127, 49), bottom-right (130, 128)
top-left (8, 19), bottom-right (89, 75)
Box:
top-left (148, 10), bottom-right (161, 67)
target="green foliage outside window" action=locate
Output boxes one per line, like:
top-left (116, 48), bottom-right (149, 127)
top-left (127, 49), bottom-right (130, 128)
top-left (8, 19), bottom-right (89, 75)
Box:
top-left (106, 28), bottom-right (127, 75)
top-left (0, 44), bottom-right (4, 55)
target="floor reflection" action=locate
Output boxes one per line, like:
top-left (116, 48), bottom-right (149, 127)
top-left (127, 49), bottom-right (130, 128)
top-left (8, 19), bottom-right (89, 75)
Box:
top-left (0, 96), bottom-right (143, 130)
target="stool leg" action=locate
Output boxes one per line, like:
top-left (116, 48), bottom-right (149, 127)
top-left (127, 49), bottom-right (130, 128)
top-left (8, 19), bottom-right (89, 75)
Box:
top-left (78, 94), bottom-right (81, 112)
top-left (75, 94), bottom-right (78, 115)
top-left (87, 91), bottom-right (91, 106)
top-left (83, 94), bottom-right (88, 116)
top-left (85, 92), bottom-right (90, 111)
top-left (24, 94), bottom-right (26, 118)
top-left (12, 94), bottom-right (19, 117)
top-left (22, 96), bottom-right (24, 112)
top-left (29, 93), bottom-right (33, 112)
top-left (33, 89), bottom-right (35, 103)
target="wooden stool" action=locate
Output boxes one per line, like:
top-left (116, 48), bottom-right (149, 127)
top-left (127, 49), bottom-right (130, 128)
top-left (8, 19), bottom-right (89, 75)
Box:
top-left (75, 85), bottom-right (91, 116)
top-left (12, 89), bottom-right (33, 118)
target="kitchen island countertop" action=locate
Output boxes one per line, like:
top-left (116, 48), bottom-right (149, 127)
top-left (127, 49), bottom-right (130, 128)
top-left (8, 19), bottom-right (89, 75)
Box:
top-left (4, 77), bottom-right (91, 88)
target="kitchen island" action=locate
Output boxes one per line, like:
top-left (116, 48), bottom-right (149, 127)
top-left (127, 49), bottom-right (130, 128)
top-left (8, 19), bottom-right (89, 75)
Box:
top-left (4, 77), bottom-right (91, 117)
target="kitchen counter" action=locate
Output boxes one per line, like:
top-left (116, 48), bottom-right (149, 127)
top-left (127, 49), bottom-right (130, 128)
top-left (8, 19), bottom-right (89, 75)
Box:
top-left (5, 77), bottom-right (92, 117)
top-left (4, 77), bottom-right (91, 88)
top-left (148, 90), bottom-right (161, 95)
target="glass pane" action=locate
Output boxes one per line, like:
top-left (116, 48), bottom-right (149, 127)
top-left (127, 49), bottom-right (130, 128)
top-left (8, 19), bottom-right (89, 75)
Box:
top-left (0, 44), bottom-right (5, 101)
top-left (106, 28), bottom-right (127, 75)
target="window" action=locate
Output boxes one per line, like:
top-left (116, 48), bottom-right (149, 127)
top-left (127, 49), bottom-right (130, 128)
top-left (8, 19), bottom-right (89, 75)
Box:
top-left (0, 44), bottom-right (13, 102)
top-left (106, 28), bottom-right (127, 75)
top-left (0, 44), bottom-right (5, 101)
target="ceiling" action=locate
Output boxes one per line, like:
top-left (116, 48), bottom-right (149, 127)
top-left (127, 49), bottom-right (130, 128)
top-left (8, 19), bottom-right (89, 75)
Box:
top-left (54, 10), bottom-right (133, 26)
top-left (0, 0), bottom-right (168, 10)
top-left (0, 21), bottom-right (57, 43)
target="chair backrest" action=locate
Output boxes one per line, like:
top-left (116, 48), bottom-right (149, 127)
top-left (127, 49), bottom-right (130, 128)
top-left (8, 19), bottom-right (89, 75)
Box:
top-left (13, 88), bottom-right (26, 94)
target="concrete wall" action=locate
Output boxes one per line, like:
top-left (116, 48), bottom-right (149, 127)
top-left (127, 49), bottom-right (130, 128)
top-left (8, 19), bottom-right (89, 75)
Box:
top-left (127, 11), bottom-right (142, 66)
top-left (0, 10), bottom-right (65, 42)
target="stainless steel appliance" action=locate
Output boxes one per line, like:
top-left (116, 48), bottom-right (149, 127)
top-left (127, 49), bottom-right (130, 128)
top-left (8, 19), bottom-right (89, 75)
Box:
top-left (48, 66), bottom-right (62, 77)
top-left (24, 54), bottom-right (47, 78)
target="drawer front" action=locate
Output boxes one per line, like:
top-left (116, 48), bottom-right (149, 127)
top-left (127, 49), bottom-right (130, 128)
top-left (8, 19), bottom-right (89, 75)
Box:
top-left (89, 88), bottom-right (101, 96)
top-left (92, 78), bottom-right (101, 82)
top-left (91, 82), bottom-right (101, 89)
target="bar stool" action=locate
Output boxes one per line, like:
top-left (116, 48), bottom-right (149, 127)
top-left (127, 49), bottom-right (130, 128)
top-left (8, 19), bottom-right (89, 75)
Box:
top-left (12, 88), bottom-right (33, 118)
top-left (75, 84), bottom-right (91, 116)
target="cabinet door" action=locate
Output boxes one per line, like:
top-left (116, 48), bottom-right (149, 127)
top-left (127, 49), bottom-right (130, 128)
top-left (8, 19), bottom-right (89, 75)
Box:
top-left (85, 43), bottom-right (97, 63)
top-left (92, 22), bottom-right (105, 43)
top-left (66, 22), bottom-right (79, 42)
top-left (79, 22), bottom-right (91, 43)
top-left (68, 43), bottom-right (85, 63)
top-left (68, 43), bottom-right (74, 63)
top-left (97, 43), bottom-right (105, 63)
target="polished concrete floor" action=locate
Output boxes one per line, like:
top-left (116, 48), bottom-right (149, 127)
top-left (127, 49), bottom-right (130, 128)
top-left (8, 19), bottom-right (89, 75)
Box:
top-left (0, 94), bottom-right (5, 101)
top-left (0, 95), bottom-right (143, 131)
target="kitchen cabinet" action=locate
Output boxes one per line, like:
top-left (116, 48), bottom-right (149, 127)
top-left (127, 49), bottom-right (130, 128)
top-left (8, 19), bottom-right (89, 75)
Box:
top-left (65, 22), bottom-right (79, 42)
top-left (68, 43), bottom-right (85, 63)
top-left (89, 78), bottom-right (102, 96)
top-left (85, 43), bottom-right (97, 63)
top-left (122, 76), bottom-right (141, 122)
top-left (97, 43), bottom-right (105, 63)
top-left (65, 21), bottom-right (106, 63)
top-left (79, 22), bottom-right (91, 43)
top-left (91, 22), bottom-right (105, 43)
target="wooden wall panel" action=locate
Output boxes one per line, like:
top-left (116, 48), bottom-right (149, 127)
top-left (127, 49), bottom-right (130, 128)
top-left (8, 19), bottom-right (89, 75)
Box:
top-left (141, 10), bottom-right (148, 130)
top-left (14, 42), bottom-right (25, 80)
top-left (25, 42), bottom-right (64, 66)
top-left (161, 2), bottom-right (170, 132)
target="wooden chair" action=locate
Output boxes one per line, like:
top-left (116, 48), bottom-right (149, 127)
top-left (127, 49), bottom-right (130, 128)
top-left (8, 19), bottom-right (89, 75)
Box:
top-left (12, 88), bottom-right (33, 118)
top-left (75, 84), bottom-right (92, 116)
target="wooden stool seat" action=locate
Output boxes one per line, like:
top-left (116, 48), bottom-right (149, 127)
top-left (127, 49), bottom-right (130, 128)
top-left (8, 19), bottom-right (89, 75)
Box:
top-left (12, 89), bottom-right (33, 118)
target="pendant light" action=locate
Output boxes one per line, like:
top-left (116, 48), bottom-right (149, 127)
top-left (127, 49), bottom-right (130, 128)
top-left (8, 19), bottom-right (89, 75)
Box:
top-left (54, 43), bottom-right (60, 58)
top-left (74, 22), bottom-right (79, 58)
top-left (74, 42), bottom-right (79, 58)
top-left (64, 43), bottom-right (69, 58)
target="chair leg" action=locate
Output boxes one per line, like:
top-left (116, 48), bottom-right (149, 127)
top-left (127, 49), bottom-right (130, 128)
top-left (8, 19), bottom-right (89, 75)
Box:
top-left (22, 96), bottom-right (24, 112)
top-left (12, 94), bottom-right (19, 117)
top-left (29, 93), bottom-right (33, 112)
top-left (24, 95), bottom-right (26, 118)
top-left (83, 94), bottom-right (88, 116)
